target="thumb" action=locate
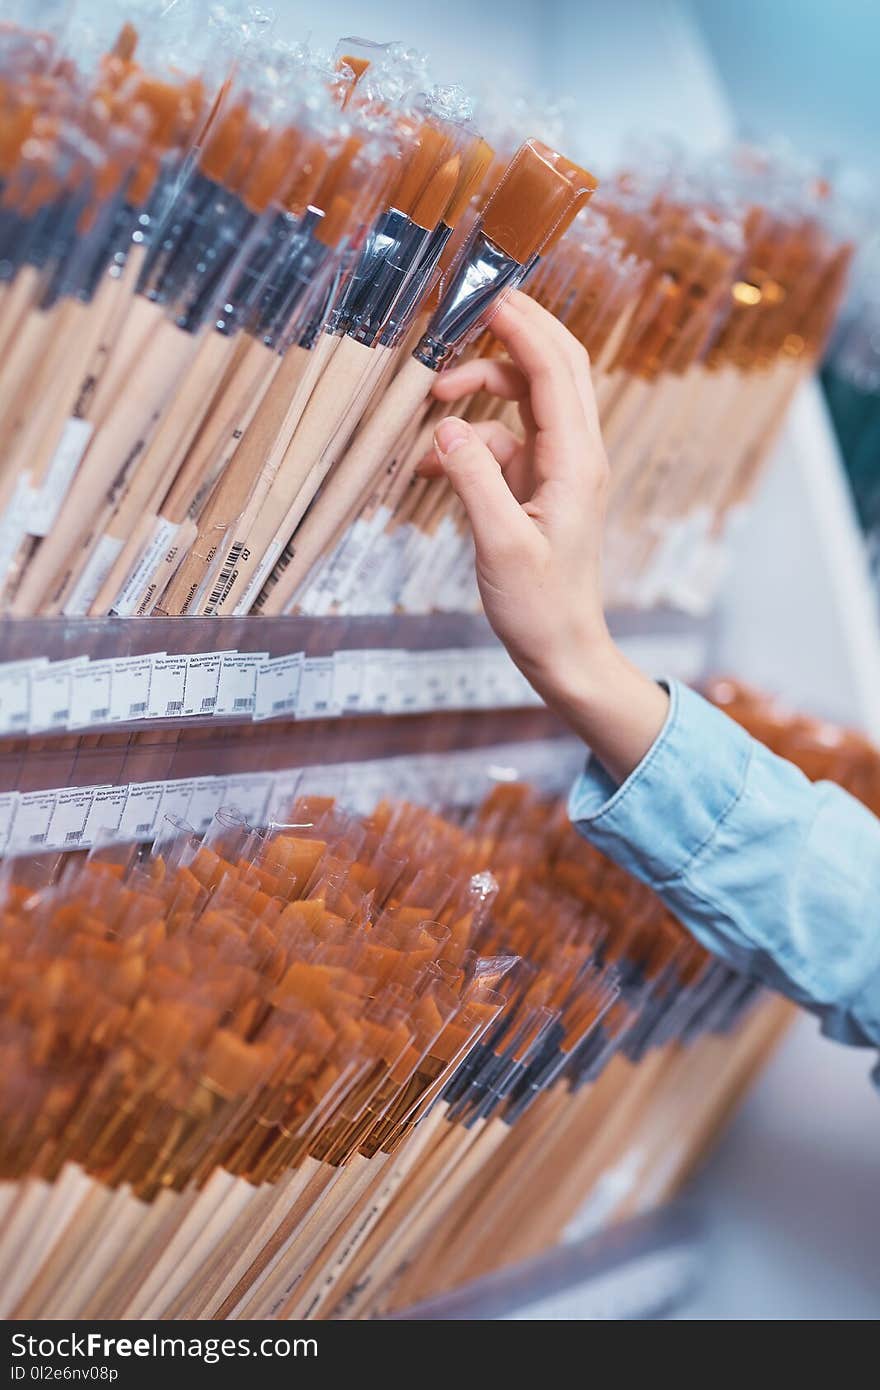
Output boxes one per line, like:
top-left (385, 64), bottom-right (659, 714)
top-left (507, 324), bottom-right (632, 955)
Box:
top-left (433, 417), bottom-right (529, 554)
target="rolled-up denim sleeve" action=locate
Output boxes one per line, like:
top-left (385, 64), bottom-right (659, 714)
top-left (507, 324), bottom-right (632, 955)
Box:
top-left (568, 679), bottom-right (880, 1057)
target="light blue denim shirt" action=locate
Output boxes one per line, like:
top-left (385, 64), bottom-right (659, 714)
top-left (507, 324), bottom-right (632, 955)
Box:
top-left (568, 679), bottom-right (880, 1079)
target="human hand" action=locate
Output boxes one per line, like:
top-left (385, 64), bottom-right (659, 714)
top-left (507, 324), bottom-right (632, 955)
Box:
top-left (420, 289), bottom-right (668, 783)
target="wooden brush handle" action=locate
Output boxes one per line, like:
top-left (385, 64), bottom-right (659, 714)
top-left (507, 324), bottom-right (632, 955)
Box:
top-left (10, 319), bottom-right (198, 616)
top-left (161, 337), bottom-right (278, 523)
top-left (0, 263), bottom-right (40, 361)
top-left (156, 340), bottom-right (322, 615)
top-left (210, 335), bottom-right (376, 614)
top-left (260, 353), bottom-right (435, 614)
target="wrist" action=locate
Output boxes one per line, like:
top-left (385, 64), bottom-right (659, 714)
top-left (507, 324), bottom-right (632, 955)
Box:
top-left (519, 629), bottom-right (670, 785)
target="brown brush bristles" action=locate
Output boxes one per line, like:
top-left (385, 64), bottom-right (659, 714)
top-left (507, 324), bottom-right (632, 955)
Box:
top-left (482, 140), bottom-right (598, 263)
top-left (411, 154), bottom-right (461, 231)
top-left (444, 137), bottom-right (495, 227)
top-left (390, 124), bottom-right (452, 218)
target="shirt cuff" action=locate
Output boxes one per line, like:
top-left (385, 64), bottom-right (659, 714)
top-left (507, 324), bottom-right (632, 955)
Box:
top-left (567, 678), bottom-right (754, 887)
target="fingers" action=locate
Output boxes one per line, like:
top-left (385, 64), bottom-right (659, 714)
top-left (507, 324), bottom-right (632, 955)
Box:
top-left (432, 357), bottom-right (527, 404)
top-left (432, 417), bottom-right (533, 556)
top-left (419, 420), bottom-right (532, 500)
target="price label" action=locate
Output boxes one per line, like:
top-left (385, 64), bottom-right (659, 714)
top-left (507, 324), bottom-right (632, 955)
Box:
top-left (9, 790), bottom-right (58, 852)
top-left (108, 653), bottom-right (161, 723)
top-left (389, 653), bottom-right (422, 713)
top-left (297, 656), bottom-right (334, 719)
top-left (0, 791), bottom-right (19, 853)
top-left (82, 785), bottom-right (129, 843)
top-left (183, 651), bottom-right (230, 717)
top-left (331, 650), bottom-right (366, 714)
top-left (222, 772), bottom-right (273, 826)
top-left (146, 655), bottom-right (188, 720)
top-left (29, 658), bottom-right (86, 733)
top-left (360, 651), bottom-right (394, 713)
top-left (68, 660), bottom-right (115, 728)
top-left (154, 778), bottom-right (198, 831)
top-left (215, 651), bottom-right (267, 717)
top-left (254, 653), bottom-right (303, 721)
top-left (0, 660), bottom-right (45, 735)
top-left (117, 781), bottom-right (165, 840)
top-left (187, 777), bottom-right (225, 834)
top-left (49, 786), bottom-right (98, 849)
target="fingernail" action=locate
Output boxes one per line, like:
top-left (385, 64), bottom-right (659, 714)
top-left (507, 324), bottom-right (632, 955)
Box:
top-left (434, 418), bottom-right (469, 456)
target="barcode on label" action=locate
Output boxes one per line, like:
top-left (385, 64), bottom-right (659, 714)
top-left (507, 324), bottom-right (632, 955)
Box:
top-left (11, 712), bottom-right (27, 725)
top-left (52, 709), bottom-right (68, 723)
top-left (271, 698), bottom-right (295, 713)
top-left (90, 707), bottom-right (110, 721)
top-left (135, 821), bottom-right (153, 834)
top-left (165, 700), bottom-right (183, 715)
top-left (233, 696), bottom-right (253, 711)
top-left (29, 832), bottom-right (46, 844)
top-left (129, 701), bottom-right (147, 715)
top-left (200, 696), bottom-right (216, 712)
top-left (65, 830), bottom-right (83, 843)
top-left (206, 541), bottom-right (247, 612)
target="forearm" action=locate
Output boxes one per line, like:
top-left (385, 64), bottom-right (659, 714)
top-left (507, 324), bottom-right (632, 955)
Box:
top-left (519, 631), bottom-right (670, 787)
top-left (568, 679), bottom-right (880, 1050)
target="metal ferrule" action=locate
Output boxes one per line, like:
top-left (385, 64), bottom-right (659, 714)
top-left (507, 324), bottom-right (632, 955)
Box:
top-left (344, 217), bottom-right (430, 345)
top-left (413, 228), bottom-right (523, 370)
top-left (379, 219), bottom-right (453, 348)
top-left (255, 209), bottom-right (329, 345)
top-left (171, 196), bottom-right (257, 334)
top-left (296, 251), bottom-right (350, 351)
top-left (217, 207), bottom-right (298, 337)
top-left (330, 208), bottom-right (428, 342)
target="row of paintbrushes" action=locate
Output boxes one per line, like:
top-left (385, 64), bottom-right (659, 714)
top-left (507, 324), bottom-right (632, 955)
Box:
top-left (0, 777), bottom-right (771, 1320)
top-left (2, 680), bottom-right (877, 1318)
top-left (0, 14), bottom-right (854, 622)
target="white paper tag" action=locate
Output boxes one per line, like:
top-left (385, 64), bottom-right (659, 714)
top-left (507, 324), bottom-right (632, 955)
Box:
top-left (360, 651), bottom-right (394, 713)
top-left (146, 654), bottom-right (189, 719)
top-left (0, 660), bottom-right (46, 735)
top-left (0, 792), bottom-right (19, 853)
top-left (82, 784), bottom-right (129, 843)
top-left (0, 475), bottom-right (33, 579)
top-left (49, 786), bottom-right (98, 849)
top-left (214, 651), bottom-right (267, 717)
top-left (183, 651), bottom-right (230, 717)
top-left (155, 778), bottom-right (198, 829)
top-left (221, 772), bottom-right (273, 826)
top-left (27, 418), bottom-right (94, 536)
top-left (29, 658), bottom-right (86, 733)
top-left (297, 656), bottom-right (334, 719)
top-left (68, 660), bottom-right (115, 728)
top-left (107, 652), bottom-right (161, 723)
top-left (110, 516), bottom-right (181, 617)
top-left (254, 653), bottom-right (303, 721)
top-left (9, 790), bottom-right (58, 852)
top-left (331, 650), bottom-right (366, 714)
top-left (117, 781), bottom-right (166, 840)
top-left (186, 777), bottom-right (225, 833)
top-left (389, 653), bottom-right (422, 713)
top-left (233, 538), bottom-right (283, 616)
top-left (63, 534), bottom-right (125, 617)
